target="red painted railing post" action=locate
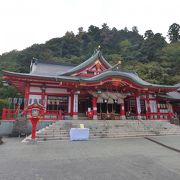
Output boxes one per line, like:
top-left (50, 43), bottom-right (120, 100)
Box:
top-left (7, 109), bottom-right (11, 120)
top-left (92, 97), bottom-right (97, 120)
top-left (58, 110), bottom-right (62, 120)
top-left (2, 108), bottom-right (6, 120)
top-left (120, 103), bottom-right (126, 120)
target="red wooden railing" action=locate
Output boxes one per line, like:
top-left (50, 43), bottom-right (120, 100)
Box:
top-left (1, 108), bottom-right (173, 121)
top-left (1, 108), bottom-right (63, 121)
top-left (146, 112), bottom-right (173, 120)
top-left (43, 110), bottom-right (62, 120)
top-left (2, 108), bottom-right (17, 120)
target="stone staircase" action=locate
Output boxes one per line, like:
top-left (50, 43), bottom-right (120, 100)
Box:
top-left (23, 120), bottom-right (180, 142)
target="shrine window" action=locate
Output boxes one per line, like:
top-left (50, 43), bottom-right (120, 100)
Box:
top-left (125, 97), bottom-right (136, 114)
top-left (129, 98), bottom-right (136, 114)
top-left (140, 99), bottom-right (146, 114)
top-left (87, 71), bottom-right (95, 75)
top-left (47, 96), bottom-right (68, 113)
top-left (157, 102), bottom-right (168, 112)
top-left (158, 102), bottom-right (167, 109)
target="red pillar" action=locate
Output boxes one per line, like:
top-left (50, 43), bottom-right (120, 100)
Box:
top-left (119, 99), bottom-right (126, 120)
top-left (2, 108), bottom-right (6, 120)
top-left (30, 118), bottom-right (39, 140)
top-left (70, 94), bottom-right (74, 116)
top-left (92, 97), bottom-right (97, 120)
top-left (24, 83), bottom-right (30, 108)
top-left (146, 93), bottom-right (151, 120)
top-left (41, 87), bottom-right (46, 106)
top-left (156, 96), bottom-right (160, 118)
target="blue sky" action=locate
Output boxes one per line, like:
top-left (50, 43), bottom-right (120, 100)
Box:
top-left (0, 0), bottom-right (179, 54)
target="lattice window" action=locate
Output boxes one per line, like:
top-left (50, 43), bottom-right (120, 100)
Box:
top-left (140, 99), bottom-right (146, 114)
top-left (47, 96), bottom-right (68, 113)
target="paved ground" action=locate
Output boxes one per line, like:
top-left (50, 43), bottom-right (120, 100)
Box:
top-left (1, 136), bottom-right (180, 180)
top-left (148, 135), bottom-right (180, 151)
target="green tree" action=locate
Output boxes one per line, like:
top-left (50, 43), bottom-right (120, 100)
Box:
top-left (140, 31), bottom-right (166, 61)
top-left (119, 39), bottom-right (131, 56)
top-left (168, 23), bottom-right (180, 43)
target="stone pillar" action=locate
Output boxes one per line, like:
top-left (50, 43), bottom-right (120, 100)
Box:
top-left (92, 97), bottom-right (97, 120)
top-left (73, 94), bottom-right (78, 119)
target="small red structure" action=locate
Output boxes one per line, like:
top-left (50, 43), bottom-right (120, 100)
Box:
top-left (24, 103), bottom-right (45, 140)
top-left (86, 111), bottom-right (93, 119)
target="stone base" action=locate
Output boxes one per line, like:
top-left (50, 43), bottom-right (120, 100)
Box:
top-left (73, 115), bottom-right (78, 120)
top-left (120, 115), bottom-right (126, 120)
top-left (93, 115), bottom-right (97, 120)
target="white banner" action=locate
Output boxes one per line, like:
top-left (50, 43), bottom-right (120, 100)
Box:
top-left (136, 96), bottom-right (141, 114)
top-left (73, 95), bottom-right (78, 112)
top-left (149, 100), bottom-right (157, 113)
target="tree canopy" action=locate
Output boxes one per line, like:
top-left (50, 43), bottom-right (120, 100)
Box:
top-left (0, 23), bottom-right (180, 85)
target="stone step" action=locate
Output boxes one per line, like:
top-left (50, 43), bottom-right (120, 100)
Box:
top-left (37, 131), bottom-right (158, 138)
top-left (30, 120), bottom-right (180, 142)
top-left (35, 132), bottom-right (180, 142)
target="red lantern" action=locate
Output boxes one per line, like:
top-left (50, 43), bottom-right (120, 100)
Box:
top-left (24, 103), bottom-right (45, 140)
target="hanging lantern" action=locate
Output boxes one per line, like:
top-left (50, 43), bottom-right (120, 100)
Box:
top-left (51, 100), bottom-right (55, 105)
top-left (56, 100), bottom-right (60, 105)
top-left (97, 97), bottom-right (104, 103)
top-left (117, 98), bottom-right (124, 104)
top-left (108, 98), bottom-right (114, 104)
top-left (100, 92), bottom-right (109, 99)
top-left (109, 92), bottom-right (118, 100)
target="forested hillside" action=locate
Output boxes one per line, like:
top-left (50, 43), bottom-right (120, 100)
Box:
top-left (0, 23), bottom-right (180, 98)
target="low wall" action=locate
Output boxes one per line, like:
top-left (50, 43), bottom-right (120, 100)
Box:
top-left (0, 120), bottom-right (55, 136)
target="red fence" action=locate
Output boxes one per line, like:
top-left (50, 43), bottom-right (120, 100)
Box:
top-left (2, 108), bottom-right (17, 120)
top-left (146, 112), bottom-right (173, 120)
top-left (1, 108), bottom-right (173, 121)
top-left (1, 109), bottom-right (63, 121)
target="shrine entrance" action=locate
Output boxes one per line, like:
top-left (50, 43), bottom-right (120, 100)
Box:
top-left (78, 96), bottom-right (90, 116)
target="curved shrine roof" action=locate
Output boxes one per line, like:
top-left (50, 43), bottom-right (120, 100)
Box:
top-left (30, 59), bottom-right (75, 76)
top-left (59, 50), bottom-right (112, 76)
top-left (2, 50), bottom-right (178, 92)
top-left (3, 70), bottom-right (177, 90)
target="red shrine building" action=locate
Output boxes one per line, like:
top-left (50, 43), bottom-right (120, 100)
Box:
top-left (2, 50), bottom-right (180, 121)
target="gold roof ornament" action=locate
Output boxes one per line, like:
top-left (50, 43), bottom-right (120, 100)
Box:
top-left (118, 60), bottom-right (122, 64)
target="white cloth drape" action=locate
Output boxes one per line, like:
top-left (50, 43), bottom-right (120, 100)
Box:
top-left (136, 96), bottom-right (141, 114)
top-left (149, 100), bottom-right (157, 113)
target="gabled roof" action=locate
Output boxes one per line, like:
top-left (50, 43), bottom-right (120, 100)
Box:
top-left (82, 70), bottom-right (177, 89)
top-left (3, 70), bottom-right (177, 91)
top-left (30, 59), bottom-right (75, 76)
top-left (59, 50), bottom-right (112, 76)
top-left (175, 83), bottom-right (180, 91)
top-left (2, 49), bottom-right (178, 93)
top-left (158, 92), bottom-right (180, 100)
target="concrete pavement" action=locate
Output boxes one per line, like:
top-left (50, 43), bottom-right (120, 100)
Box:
top-left (0, 136), bottom-right (180, 180)
top-left (146, 135), bottom-right (180, 152)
